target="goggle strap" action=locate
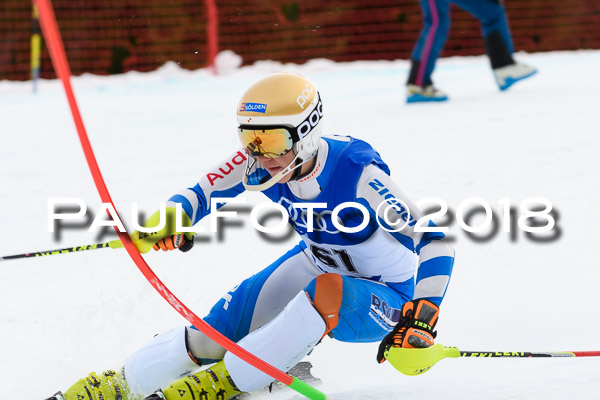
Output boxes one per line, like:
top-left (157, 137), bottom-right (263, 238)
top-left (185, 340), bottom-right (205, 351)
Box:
top-left (239, 124), bottom-right (299, 144)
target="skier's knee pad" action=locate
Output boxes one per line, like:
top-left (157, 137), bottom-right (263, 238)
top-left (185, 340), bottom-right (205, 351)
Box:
top-left (123, 326), bottom-right (199, 396)
top-left (305, 273), bottom-right (343, 333)
top-left (224, 290), bottom-right (326, 392)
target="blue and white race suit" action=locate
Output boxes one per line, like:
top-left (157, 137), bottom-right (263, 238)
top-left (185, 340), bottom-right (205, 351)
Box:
top-left (168, 135), bottom-right (454, 361)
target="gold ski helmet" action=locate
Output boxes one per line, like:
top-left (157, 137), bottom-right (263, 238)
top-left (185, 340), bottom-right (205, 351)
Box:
top-left (237, 73), bottom-right (323, 191)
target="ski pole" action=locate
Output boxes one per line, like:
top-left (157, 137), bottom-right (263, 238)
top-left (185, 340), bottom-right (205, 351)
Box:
top-left (0, 242), bottom-right (117, 261)
top-left (385, 344), bottom-right (600, 376)
top-left (0, 235), bottom-right (198, 262)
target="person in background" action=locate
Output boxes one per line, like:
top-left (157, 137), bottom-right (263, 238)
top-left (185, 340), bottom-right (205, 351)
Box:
top-left (407, 0), bottom-right (537, 103)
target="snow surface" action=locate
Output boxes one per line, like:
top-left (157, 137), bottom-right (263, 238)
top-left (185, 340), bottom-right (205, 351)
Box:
top-left (1, 50), bottom-right (600, 399)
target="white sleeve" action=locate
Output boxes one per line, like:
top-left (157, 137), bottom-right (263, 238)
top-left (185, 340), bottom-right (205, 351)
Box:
top-left (356, 164), bottom-right (425, 246)
top-left (167, 149), bottom-right (248, 224)
top-left (357, 164), bottom-right (454, 305)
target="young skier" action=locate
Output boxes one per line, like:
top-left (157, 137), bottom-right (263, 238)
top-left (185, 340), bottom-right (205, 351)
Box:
top-left (49, 72), bottom-right (454, 400)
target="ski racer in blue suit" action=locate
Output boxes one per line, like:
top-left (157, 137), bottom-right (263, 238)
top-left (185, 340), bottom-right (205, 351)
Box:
top-left (53, 73), bottom-right (455, 400)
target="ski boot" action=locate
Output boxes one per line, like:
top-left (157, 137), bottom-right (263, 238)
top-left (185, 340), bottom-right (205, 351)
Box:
top-left (494, 62), bottom-right (537, 91)
top-left (47, 369), bottom-right (135, 400)
top-left (145, 360), bottom-right (240, 400)
top-left (406, 84), bottom-right (449, 103)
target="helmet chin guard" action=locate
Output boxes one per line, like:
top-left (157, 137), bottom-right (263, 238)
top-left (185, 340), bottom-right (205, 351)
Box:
top-left (241, 144), bottom-right (318, 191)
top-left (242, 152), bottom-right (298, 191)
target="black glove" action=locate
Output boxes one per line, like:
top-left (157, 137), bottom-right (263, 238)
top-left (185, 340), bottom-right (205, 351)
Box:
top-left (377, 299), bottom-right (439, 363)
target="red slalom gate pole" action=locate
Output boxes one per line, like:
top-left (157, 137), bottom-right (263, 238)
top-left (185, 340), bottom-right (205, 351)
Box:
top-left (204, 0), bottom-right (219, 74)
top-left (33, 1), bottom-right (325, 398)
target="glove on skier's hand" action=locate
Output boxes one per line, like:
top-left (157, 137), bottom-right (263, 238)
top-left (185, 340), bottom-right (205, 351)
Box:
top-left (153, 233), bottom-right (194, 252)
top-left (377, 299), bottom-right (439, 363)
top-left (109, 207), bottom-right (194, 253)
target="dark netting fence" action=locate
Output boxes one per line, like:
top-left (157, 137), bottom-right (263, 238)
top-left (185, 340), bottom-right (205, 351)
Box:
top-left (1, 0), bottom-right (599, 80)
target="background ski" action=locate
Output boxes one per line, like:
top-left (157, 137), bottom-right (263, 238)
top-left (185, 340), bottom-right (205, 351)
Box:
top-left (235, 362), bottom-right (322, 399)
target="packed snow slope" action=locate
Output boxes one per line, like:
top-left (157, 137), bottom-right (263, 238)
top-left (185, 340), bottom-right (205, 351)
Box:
top-left (1, 50), bottom-right (599, 400)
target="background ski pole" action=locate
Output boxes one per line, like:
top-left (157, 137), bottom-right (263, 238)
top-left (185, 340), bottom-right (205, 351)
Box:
top-left (0, 242), bottom-right (115, 261)
top-left (385, 343), bottom-right (600, 376)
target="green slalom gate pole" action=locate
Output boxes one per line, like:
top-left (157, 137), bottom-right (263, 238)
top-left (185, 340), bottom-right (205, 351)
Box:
top-left (289, 378), bottom-right (328, 400)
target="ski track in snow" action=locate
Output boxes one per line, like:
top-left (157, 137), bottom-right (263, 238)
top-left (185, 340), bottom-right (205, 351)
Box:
top-left (1, 50), bottom-right (600, 399)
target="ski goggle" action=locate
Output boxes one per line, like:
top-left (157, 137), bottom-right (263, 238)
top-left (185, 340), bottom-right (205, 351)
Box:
top-left (238, 127), bottom-right (294, 158)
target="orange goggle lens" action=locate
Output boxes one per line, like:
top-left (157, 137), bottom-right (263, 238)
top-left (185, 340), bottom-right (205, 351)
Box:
top-left (238, 127), bottom-right (294, 157)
